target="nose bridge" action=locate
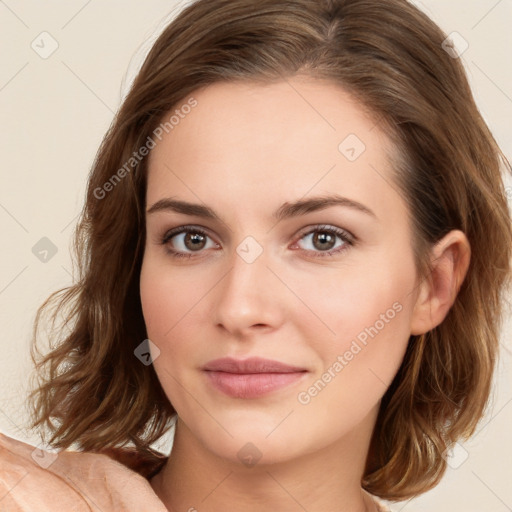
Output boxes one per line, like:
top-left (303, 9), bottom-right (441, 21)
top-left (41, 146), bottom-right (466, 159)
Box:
top-left (214, 239), bottom-right (281, 333)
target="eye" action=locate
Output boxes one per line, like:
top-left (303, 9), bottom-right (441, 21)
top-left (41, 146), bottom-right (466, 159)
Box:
top-left (292, 225), bottom-right (354, 258)
top-left (161, 225), bottom-right (219, 259)
top-left (160, 224), bottom-right (355, 260)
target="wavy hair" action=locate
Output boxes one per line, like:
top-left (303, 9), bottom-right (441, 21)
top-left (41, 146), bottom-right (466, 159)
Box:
top-left (28, 0), bottom-right (512, 501)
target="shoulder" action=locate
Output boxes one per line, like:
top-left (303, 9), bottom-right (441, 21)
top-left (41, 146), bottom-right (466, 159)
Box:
top-left (0, 432), bottom-right (167, 512)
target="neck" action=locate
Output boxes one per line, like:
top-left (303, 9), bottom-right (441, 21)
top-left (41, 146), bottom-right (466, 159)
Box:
top-left (150, 408), bottom-right (380, 512)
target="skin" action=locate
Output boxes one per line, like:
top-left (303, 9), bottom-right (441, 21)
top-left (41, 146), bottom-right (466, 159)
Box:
top-left (140, 77), bottom-right (470, 512)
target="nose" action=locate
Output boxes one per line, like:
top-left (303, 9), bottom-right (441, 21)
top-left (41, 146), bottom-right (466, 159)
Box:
top-left (213, 244), bottom-right (284, 338)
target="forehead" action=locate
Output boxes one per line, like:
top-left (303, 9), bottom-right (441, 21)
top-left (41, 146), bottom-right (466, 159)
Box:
top-left (145, 78), bottom-right (407, 226)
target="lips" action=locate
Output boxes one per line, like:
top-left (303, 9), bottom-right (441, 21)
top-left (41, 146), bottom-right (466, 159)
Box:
top-left (202, 357), bottom-right (307, 374)
top-left (202, 357), bottom-right (308, 399)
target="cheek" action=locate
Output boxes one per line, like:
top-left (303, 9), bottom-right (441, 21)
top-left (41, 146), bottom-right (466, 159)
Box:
top-left (289, 257), bottom-right (415, 415)
top-left (140, 256), bottom-right (206, 339)
top-left (139, 258), bottom-right (198, 408)
top-left (139, 256), bottom-right (216, 402)
top-left (291, 259), bottom-right (413, 349)
top-left (292, 281), bottom-right (412, 434)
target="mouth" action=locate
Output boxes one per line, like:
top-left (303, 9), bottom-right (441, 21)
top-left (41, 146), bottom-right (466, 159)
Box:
top-left (202, 357), bottom-right (308, 399)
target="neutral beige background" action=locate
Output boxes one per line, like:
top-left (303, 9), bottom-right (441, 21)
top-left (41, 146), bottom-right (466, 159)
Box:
top-left (0, 1), bottom-right (511, 511)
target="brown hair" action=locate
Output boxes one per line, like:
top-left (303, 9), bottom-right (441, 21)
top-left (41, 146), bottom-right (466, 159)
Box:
top-left (28, 0), bottom-right (512, 501)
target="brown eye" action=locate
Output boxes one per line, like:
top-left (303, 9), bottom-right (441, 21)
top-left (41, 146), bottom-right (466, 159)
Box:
top-left (294, 225), bottom-right (354, 258)
top-left (161, 226), bottom-right (218, 259)
top-left (183, 232), bottom-right (207, 251)
top-left (312, 231), bottom-right (337, 251)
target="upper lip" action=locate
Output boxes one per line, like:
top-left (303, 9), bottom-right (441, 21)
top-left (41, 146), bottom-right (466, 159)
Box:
top-left (202, 357), bottom-right (307, 374)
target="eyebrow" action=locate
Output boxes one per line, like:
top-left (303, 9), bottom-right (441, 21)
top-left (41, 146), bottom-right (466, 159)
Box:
top-left (147, 194), bottom-right (376, 222)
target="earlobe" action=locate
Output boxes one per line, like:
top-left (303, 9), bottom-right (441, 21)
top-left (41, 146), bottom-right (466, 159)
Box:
top-left (410, 230), bottom-right (471, 336)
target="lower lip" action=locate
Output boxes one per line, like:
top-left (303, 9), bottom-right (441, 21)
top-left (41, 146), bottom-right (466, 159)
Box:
top-left (204, 371), bottom-right (307, 399)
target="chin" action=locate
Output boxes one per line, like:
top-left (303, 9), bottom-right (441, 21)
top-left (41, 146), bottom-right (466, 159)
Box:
top-left (185, 415), bottom-right (321, 469)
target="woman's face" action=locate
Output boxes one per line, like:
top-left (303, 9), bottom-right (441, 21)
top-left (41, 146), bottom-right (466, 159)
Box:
top-left (140, 77), bottom-right (422, 466)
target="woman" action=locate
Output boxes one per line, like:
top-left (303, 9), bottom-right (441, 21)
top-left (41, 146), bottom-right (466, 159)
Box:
top-left (1, 0), bottom-right (510, 511)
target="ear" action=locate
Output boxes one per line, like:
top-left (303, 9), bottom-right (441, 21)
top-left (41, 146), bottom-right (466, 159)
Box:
top-left (410, 230), bottom-right (471, 336)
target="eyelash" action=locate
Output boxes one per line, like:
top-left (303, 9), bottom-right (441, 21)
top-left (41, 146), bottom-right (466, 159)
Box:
top-left (160, 224), bottom-right (355, 260)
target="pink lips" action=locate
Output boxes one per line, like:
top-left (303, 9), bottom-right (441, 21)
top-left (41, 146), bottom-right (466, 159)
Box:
top-left (203, 357), bottom-right (308, 399)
